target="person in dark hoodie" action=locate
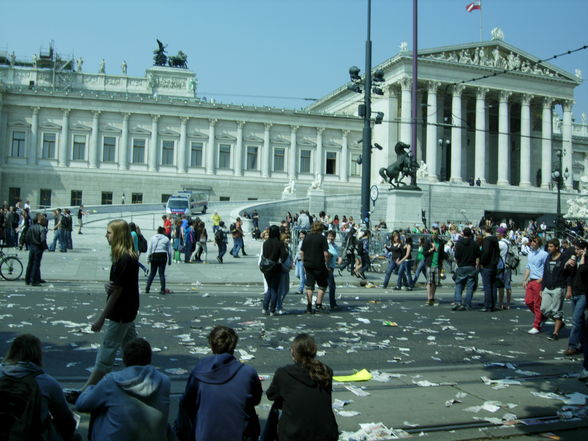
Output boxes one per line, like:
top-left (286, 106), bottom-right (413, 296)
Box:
top-left (479, 225), bottom-right (500, 311)
top-left (0, 334), bottom-right (79, 441)
top-left (452, 227), bottom-right (481, 310)
top-left (75, 338), bottom-right (172, 441)
top-left (175, 325), bottom-right (262, 441)
top-left (266, 333), bottom-right (338, 441)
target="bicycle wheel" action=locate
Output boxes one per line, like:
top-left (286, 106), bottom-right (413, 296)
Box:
top-left (0, 256), bottom-right (23, 281)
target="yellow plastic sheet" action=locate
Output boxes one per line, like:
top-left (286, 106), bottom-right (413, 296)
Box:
top-left (333, 369), bottom-right (372, 382)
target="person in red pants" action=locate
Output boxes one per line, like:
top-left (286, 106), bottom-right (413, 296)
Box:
top-left (523, 236), bottom-right (549, 334)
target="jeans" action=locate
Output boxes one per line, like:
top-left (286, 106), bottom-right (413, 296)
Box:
top-left (231, 237), bottom-right (243, 256)
top-left (480, 267), bottom-right (497, 310)
top-left (65, 230), bottom-right (73, 249)
top-left (454, 266), bottom-right (477, 307)
top-left (295, 260), bottom-right (306, 293)
top-left (217, 241), bottom-right (227, 259)
top-left (49, 229), bottom-right (66, 252)
top-left (396, 259), bottom-right (413, 288)
top-left (94, 320), bottom-right (137, 375)
top-left (276, 271), bottom-right (289, 311)
top-left (412, 260), bottom-right (427, 285)
top-left (184, 242), bottom-right (194, 262)
top-left (263, 270), bottom-right (281, 313)
top-left (25, 244), bottom-right (43, 284)
top-left (569, 295), bottom-right (587, 349)
top-left (327, 269), bottom-right (337, 307)
top-left (146, 253), bottom-right (167, 292)
top-left (383, 259), bottom-right (399, 288)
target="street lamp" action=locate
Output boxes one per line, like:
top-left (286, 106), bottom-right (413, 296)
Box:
top-left (346, 0), bottom-right (385, 230)
top-left (552, 150), bottom-right (569, 238)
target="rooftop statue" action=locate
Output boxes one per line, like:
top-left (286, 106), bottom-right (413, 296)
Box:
top-left (379, 141), bottom-right (420, 190)
top-left (168, 50), bottom-right (188, 69)
top-left (153, 39), bottom-right (168, 66)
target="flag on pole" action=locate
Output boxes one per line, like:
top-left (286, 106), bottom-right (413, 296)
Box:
top-left (466, 1), bottom-right (481, 12)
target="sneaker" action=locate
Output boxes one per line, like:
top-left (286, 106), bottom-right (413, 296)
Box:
top-left (427, 299), bottom-right (434, 306)
top-left (217, 256), bottom-right (222, 264)
top-left (579, 369), bottom-right (588, 381)
top-left (305, 304), bottom-right (314, 314)
top-left (547, 333), bottom-right (559, 341)
top-left (277, 309), bottom-right (285, 315)
top-left (393, 286), bottom-right (401, 291)
top-left (262, 309), bottom-right (269, 316)
top-left (527, 328), bottom-right (540, 335)
top-left (269, 311), bottom-right (275, 316)
top-left (315, 304), bottom-right (326, 313)
top-left (451, 304), bottom-right (461, 311)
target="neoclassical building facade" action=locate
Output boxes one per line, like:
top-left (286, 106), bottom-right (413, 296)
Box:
top-left (1, 35), bottom-right (587, 221)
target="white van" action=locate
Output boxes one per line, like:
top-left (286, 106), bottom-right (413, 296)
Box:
top-left (165, 192), bottom-right (208, 216)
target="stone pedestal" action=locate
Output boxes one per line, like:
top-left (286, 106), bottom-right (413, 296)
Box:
top-left (385, 189), bottom-right (424, 230)
top-left (307, 189), bottom-right (326, 215)
top-left (281, 191), bottom-right (297, 200)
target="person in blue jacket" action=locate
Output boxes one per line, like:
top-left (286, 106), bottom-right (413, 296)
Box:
top-left (175, 326), bottom-right (262, 441)
top-left (0, 334), bottom-right (79, 441)
top-left (75, 337), bottom-right (172, 441)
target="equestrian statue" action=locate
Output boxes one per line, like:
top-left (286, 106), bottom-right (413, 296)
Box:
top-left (379, 141), bottom-right (420, 190)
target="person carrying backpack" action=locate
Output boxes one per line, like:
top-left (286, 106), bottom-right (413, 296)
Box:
top-left (214, 221), bottom-right (228, 263)
top-left (496, 227), bottom-right (514, 310)
top-left (0, 334), bottom-right (79, 441)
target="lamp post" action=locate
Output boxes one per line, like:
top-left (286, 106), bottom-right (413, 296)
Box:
top-left (552, 150), bottom-right (569, 238)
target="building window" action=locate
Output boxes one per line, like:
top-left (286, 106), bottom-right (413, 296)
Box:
top-left (42, 133), bottom-right (56, 159)
top-left (102, 136), bottom-right (116, 162)
top-left (161, 193), bottom-right (171, 203)
top-left (246, 146), bottom-right (258, 170)
top-left (39, 189), bottom-right (52, 208)
top-left (190, 142), bottom-right (203, 167)
top-left (70, 190), bottom-right (83, 206)
top-left (8, 188), bottom-right (20, 206)
top-left (273, 148), bottom-right (285, 172)
top-left (11, 131), bottom-right (26, 157)
top-left (300, 150), bottom-right (311, 174)
top-left (161, 140), bottom-right (174, 166)
top-left (131, 193), bottom-right (143, 204)
top-left (326, 152), bottom-right (337, 175)
top-left (72, 134), bottom-right (86, 160)
top-left (218, 144), bottom-right (231, 169)
top-left (101, 192), bottom-right (113, 205)
top-left (351, 154), bottom-right (361, 176)
top-left (219, 196), bottom-right (230, 201)
top-left (132, 138), bottom-right (145, 164)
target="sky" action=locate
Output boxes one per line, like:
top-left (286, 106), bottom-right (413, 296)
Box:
top-left (1, 0), bottom-right (587, 119)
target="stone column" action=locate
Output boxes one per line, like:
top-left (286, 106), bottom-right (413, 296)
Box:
top-left (584, 153), bottom-right (588, 178)
top-left (206, 119), bottom-right (216, 175)
top-left (119, 113), bottom-right (130, 170)
top-left (89, 110), bottom-right (101, 168)
top-left (315, 127), bottom-right (324, 176)
top-left (340, 129), bottom-right (349, 182)
top-left (261, 123), bottom-right (271, 178)
top-left (562, 100), bottom-right (574, 187)
top-left (400, 78), bottom-right (412, 143)
top-left (541, 98), bottom-right (553, 188)
top-left (234, 121), bottom-right (244, 176)
top-left (426, 81), bottom-right (440, 182)
top-left (450, 85), bottom-right (465, 183)
top-left (58, 109), bottom-right (70, 167)
top-left (474, 88), bottom-right (488, 183)
top-left (28, 107), bottom-right (39, 166)
top-left (149, 114), bottom-right (159, 172)
top-left (288, 125), bottom-right (299, 180)
top-left (497, 91), bottom-right (512, 186)
top-left (178, 117), bottom-right (188, 173)
top-left (519, 94), bottom-right (533, 187)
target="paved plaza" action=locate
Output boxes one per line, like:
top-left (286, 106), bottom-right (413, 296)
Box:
top-left (1, 206), bottom-right (588, 440)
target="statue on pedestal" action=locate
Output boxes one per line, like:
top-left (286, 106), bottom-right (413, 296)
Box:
top-left (98, 59), bottom-right (105, 74)
top-left (153, 39), bottom-right (168, 66)
top-left (168, 50), bottom-right (188, 68)
top-left (282, 180), bottom-right (296, 196)
top-left (379, 141), bottom-right (420, 190)
top-left (121, 60), bottom-right (127, 75)
top-left (309, 173), bottom-right (323, 191)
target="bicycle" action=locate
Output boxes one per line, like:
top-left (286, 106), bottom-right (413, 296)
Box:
top-left (0, 248), bottom-right (24, 281)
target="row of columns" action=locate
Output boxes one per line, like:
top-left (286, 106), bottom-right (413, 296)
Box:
top-left (415, 81), bottom-right (574, 188)
top-left (14, 108), bottom-right (355, 182)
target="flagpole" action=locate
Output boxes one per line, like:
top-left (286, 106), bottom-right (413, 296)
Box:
top-left (479, 0), bottom-right (483, 41)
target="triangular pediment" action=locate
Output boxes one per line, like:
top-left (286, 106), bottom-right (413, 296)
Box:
top-left (101, 124), bottom-right (121, 133)
top-left (244, 134), bottom-right (263, 143)
top-left (271, 135), bottom-right (289, 144)
top-left (71, 123), bottom-right (91, 131)
top-left (8, 120), bottom-right (31, 128)
top-left (189, 130), bottom-right (208, 139)
top-left (298, 137), bottom-right (317, 147)
top-left (40, 122), bottom-right (62, 130)
top-left (418, 40), bottom-right (580, 83)
top-left (129, 127), bottom-right (151, 135)
top-left (216, 132), bottom-right (237, 141)
top-left (159, 128), bottom-right (179, 136)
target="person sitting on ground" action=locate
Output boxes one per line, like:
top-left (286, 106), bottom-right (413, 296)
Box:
top-left (265, 333), bottom-right (338, 441)
top-left (75, 337), bottom-right (172, 441)
top-left (0, 334), bottom-right (79, 441)
top-left (175, 326), bottom-right (262, 441)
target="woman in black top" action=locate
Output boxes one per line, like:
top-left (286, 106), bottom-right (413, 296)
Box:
top-left (266, 334), bottom-right (338, 441)
top-left (262, 225), bottom-right (287, 315)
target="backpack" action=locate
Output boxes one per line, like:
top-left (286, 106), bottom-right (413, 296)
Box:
top-left (501, 239), bottom-right (520, 270)
top-left (0, 372), bottom-right (43, 441)
top-left (215, 229), bottom-right (226, 244)
top-left (138, 233), bottom-right (148, 253)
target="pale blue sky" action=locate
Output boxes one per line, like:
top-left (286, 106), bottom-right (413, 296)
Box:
top-left (1, 0), bottom-right (587, 118)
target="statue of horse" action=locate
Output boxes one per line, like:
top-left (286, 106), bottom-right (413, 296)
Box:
top-left (379, 141), bottom-right (418, 188)
top-left (168, 51), bottom-right (188, 68)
